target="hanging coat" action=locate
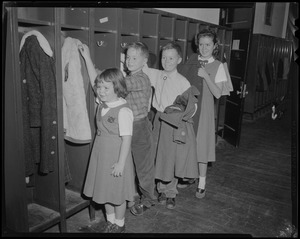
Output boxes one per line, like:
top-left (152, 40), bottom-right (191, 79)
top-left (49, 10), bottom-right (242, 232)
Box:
top-left (178, 54), bottom-right (204, 134)
top-left (155, 86), bottom-right (199, 181)
top-left (19, 31), bottom-right (57, 175)
top-left (62, 37), bottom-right (92, 143)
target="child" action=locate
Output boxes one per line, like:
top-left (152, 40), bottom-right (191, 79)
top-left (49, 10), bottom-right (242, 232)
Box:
top-left (143, 42), bottom-right (198, 209)
top-left (124, 42), bottom-right (157, 216)
top-left (79, 45), bottom-right (136, 233)
top-left (178, 28), bottom-right (233, 198)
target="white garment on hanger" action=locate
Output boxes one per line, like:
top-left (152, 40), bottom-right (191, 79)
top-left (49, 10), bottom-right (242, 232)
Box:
top-left (19, 30), bottom-right (53, 57)
top-left (62, 37), bottom-right (92, 143)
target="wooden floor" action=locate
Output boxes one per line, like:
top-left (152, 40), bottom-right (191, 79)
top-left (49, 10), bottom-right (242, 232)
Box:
top-left (40, 99), bottom-right (296, 236)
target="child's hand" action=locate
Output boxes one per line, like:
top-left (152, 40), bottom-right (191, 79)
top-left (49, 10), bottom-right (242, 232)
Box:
top-left (198, 67), bottom-right (209, 79)
top-left (111, 162), bottom-right (125, 177)
top-left (78, 44), bottom-right (90, 59)
top-left (95, 68), bottom-right (103, 75)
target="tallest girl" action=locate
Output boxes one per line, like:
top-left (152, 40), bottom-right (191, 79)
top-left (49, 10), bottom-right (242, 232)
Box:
top-left (178, 28), bottom-right (233, 198)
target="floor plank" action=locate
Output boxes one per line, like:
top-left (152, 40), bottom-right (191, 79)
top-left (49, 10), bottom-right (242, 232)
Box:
top-left (39, 99), bottom-right (295, 237)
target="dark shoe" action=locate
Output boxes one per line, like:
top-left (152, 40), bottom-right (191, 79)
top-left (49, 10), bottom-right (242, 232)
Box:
top-left (166, 197), bottom-right (176, 209)
top-left (177, 178), bottom-right (196, 188)
top-left (196, 188), bottom-right (206, 199)
top-left (141, 198), bottom-right (156, 208)
top-left (102, 221), bottom-right (115, 233)
top-left (78, 221), bottom-right (104, 233)
top-left (78, 224), bottom-right (95, 233)
top-left (110, 224), bottom-right (126, 233)
top-left (157, 193), bottom-right (167, 204)
top-left (130, 203), bottom-right (150, 216)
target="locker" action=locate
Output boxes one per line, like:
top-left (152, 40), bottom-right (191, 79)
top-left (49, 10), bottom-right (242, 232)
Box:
top-left (4, 6), bottom-right (232, 233)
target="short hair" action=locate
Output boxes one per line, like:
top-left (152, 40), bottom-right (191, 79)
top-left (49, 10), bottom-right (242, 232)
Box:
top-left (161, 41), bottom-right (182, 58)
top-left (195, 28), bottom-right (219, 58)
top-left (125, 41), bottom-right (149, 59)
top-left (94, 68), bottom-right (128, 99)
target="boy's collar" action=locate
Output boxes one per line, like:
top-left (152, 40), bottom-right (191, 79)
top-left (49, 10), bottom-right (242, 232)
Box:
top-left (129, 69), bottom-right (143, 76)
top-left (163, 69), bottom-right (178, 78)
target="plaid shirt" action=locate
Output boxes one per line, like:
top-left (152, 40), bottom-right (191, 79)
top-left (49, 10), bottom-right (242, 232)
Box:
top-left (125, 70), bottom-right (152, 121)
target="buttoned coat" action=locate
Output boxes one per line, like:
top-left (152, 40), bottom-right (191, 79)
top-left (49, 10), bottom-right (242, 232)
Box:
top-left (20, 35), bottom-right (57, 175)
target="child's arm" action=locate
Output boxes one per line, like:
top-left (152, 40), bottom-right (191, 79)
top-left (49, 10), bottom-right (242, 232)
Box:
top-left (219, 62), bottom-right (233, 96)
top-left (78, 44), bottom-right (99, 91)
top-left (111, 107), bottom-right (133, 177)
top-left (111, 135), bottom-right (132, 177)
top-left (142, 63), bottom-right (160, 87)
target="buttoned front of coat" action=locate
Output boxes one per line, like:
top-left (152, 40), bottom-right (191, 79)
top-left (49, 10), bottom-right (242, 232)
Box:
top-left (20, 35), bottom-right (57, 175)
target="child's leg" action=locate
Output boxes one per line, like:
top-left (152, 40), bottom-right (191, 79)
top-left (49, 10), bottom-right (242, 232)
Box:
top-left (157, 180), bottom-right (166, 195)
top-left (158, 178), bottom-right (178, 209)
top-left (198, 162), bottom-right (207, 189)
top-left (131, 118), bottom-right (156, 206)
top-left (104, 204), bottom-right (115, 224)
top-left (102, 202), bottom-right (126, 233)
top-left (115, 202), bottom-right (127, 227)
top-left (196, 162), bottom-right (207, 199)
top-left (162, 178), bottom-right (179, 198)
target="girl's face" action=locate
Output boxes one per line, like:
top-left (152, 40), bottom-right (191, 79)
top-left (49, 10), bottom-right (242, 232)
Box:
top-left (161, 48), bottom-right (182, 73)
top-left (126, 48), bottom-right (147, 74)
top-left (96, 80), bottom-right (118, 103)
top-left (198, 36), bottom-right (216, 59)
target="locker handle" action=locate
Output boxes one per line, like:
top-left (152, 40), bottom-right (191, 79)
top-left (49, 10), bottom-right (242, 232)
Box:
top-left (237, 84), bottom-right (248, 98)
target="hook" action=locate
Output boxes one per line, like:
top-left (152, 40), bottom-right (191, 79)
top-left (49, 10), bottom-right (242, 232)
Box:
top-left (121, 42), bottom-right (127, 48)
top-left (271, 105), bottom-right (277, 120)
top-left (97, 41), bottom-right (104, 47)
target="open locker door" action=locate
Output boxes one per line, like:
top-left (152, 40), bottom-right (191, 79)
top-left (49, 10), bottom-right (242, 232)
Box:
top-left (222, 29), bottom-right (251, 147)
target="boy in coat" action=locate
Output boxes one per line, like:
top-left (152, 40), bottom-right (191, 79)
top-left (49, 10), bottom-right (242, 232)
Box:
top-left (143, 41), bottom-right (198, 209)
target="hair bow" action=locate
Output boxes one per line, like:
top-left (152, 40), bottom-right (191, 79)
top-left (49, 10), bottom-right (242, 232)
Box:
top-left (199, 59), bottom-right (208, 68)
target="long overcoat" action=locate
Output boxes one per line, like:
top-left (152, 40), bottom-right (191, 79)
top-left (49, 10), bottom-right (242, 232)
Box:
top-left (155, 86), bottom-right (199, 181)
top-left (19, 34), bottom-right (57, 175)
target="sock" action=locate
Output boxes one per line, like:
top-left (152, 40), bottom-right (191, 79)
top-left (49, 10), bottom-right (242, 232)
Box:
top-left (115, 218), bottom-right (125, 227)
top-left (106, 213), bottom-right (115, 224)
top-left (198, 176), bottom-right (206, 190)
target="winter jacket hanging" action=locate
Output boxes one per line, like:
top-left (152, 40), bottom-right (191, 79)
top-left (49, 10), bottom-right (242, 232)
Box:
top-left (19, 30), bottom-right (57, 176)
top-left (62, 37), bottom-right (92, 143)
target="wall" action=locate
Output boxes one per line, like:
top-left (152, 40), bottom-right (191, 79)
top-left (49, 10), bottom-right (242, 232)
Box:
top-left (253, 2), bottom-right (290, 38)
top-left (155, 8), bottom-right (220, 25)
top-left (159, 4), bottom-right (290, 39)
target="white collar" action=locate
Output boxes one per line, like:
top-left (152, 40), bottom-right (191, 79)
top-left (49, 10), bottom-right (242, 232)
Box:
top-left (162, 69), bottom-right (178, 79)
top-left (104, 98), bottom-right (127, 108)
top-left (19, 30), bottom-right (53, 57)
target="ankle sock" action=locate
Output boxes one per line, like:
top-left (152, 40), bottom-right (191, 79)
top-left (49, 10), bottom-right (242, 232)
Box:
top-left (198, 176), bottom-right (206, 189)
top-left (115, 218), bottom-right (125, 227)
top-left (106, 213), bottom-right (115, 224)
